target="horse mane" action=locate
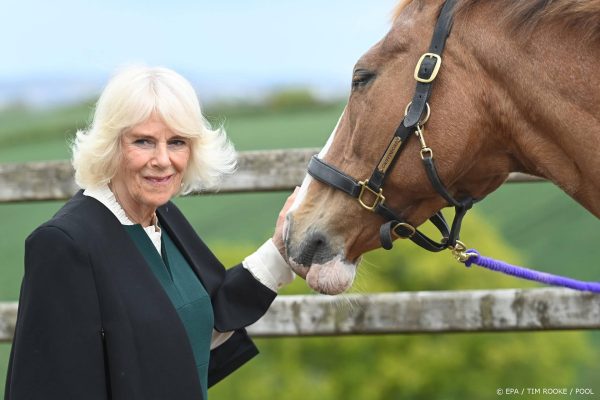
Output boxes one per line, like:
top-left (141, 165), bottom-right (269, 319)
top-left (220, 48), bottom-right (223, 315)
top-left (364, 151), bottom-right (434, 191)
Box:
top-left (392, 0), bottom-right (414, 20)
top-left (394, 0), bottom-right (600, 42)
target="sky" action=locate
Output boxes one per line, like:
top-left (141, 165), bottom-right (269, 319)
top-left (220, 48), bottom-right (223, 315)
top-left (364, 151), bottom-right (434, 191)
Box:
top-left (2, 0), bottom-right (398, 106)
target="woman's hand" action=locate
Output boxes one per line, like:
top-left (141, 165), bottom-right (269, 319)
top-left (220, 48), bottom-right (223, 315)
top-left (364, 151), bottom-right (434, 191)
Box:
top-left (272, 187), bottom-right (300, 258)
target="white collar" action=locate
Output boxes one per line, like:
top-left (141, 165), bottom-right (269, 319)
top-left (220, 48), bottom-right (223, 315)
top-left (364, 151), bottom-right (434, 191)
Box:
top-left (83, 184), bottom-right (162, 253)
top-left (84, 184), bottom-right (135, 225)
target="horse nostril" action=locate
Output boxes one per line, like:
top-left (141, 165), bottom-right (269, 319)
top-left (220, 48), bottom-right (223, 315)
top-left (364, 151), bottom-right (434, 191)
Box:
top-left (294, 231), bottom-right (334, 267)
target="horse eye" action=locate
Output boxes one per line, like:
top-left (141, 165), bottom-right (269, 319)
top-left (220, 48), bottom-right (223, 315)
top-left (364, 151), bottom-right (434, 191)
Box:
top-left (351, 69), bottom-right (376, 90)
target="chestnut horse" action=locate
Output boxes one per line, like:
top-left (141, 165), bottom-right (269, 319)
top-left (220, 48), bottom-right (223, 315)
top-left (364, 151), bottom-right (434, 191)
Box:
top-left (283, 0), bottom-right (600, 295)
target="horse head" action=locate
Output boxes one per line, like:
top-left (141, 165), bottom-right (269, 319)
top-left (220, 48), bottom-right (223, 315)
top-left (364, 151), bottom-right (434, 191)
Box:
top-left (284, 0), bottom-right (600, 294)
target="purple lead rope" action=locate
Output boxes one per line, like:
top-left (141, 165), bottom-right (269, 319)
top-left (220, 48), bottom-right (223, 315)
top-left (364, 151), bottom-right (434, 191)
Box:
top-left (461, 249), bottom-right (600, 293)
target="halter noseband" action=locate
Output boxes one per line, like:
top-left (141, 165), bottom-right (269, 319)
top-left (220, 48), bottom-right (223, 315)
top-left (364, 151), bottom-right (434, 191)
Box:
top-left (307, 0), bottom-right (475, 253)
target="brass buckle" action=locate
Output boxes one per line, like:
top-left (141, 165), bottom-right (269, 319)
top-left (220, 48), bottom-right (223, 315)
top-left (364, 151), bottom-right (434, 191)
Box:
top-left (358, 180), bottom-right (385, 211)
top-left (414, 53), bottom-right (442, 83)
top-left (392, 222), bottom-right (416, 238)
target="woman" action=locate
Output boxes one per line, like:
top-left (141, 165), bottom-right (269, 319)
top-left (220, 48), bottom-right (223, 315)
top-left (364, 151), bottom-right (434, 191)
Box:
top-left (5, 66), bottom-right (296, 400)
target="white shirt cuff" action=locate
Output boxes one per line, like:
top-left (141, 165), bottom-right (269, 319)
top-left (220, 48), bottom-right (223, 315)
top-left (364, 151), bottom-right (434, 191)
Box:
top-left (242, 239), bottom-right (295, 292)
top-left (210, 330), bottom-right (234, 350)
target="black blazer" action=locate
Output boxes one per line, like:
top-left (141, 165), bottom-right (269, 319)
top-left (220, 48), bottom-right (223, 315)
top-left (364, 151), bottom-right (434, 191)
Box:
top-left (5, 191), bottom-right (276, 400)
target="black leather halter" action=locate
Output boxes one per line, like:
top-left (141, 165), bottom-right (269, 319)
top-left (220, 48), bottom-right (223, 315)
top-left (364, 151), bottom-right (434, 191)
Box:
top-left (307, 0), bottom-right (475, 253)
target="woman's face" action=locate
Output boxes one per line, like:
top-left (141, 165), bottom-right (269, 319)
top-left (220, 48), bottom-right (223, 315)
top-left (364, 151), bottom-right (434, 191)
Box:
top-left (111, 113), bottom-right (191, 220)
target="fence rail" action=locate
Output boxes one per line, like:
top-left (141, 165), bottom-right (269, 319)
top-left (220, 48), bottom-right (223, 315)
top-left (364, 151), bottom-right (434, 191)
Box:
top-left (2, 148), bottom-right (594, 344)
top-left (1, 288), bottom-right (599, 342)
top-left (0, 148), bottom-right (543, 202)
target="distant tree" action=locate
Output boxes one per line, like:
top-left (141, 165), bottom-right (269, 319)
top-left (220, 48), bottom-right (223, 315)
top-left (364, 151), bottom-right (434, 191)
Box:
top-left (265, 88), bottom-right (322, 111)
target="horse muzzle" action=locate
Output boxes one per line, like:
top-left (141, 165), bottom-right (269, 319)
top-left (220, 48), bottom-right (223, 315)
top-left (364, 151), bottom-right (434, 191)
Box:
top-left (284, 213), bottom-right (357, 295)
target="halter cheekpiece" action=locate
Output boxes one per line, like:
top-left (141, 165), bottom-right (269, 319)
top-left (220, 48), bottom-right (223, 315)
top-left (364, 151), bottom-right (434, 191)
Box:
top-left (307, 0), bottom-right (474, 253)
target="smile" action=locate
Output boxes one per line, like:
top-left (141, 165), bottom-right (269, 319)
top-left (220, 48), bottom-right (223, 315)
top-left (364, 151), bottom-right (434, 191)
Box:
top-left (144, 175), bottom-right (174, 185)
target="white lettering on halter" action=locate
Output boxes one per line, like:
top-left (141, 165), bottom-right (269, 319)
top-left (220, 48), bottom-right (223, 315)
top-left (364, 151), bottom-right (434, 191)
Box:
top-left (289, 108), bottom-right (346, 213)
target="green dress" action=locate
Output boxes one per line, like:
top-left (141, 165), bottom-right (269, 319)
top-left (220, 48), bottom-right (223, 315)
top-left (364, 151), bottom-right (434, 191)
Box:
top-left (125, 224), bottom-right (214, 400)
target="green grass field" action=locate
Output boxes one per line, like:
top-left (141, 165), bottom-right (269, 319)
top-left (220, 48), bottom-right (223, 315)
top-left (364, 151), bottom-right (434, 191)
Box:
top-left (1, 100), bottom-right (599, 397)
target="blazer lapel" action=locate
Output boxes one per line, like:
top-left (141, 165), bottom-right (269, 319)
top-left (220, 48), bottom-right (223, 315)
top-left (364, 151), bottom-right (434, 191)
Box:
top-left (156, 202), bottom-right (225, 297)
top-left (79, 191), bottom-right (185, 319)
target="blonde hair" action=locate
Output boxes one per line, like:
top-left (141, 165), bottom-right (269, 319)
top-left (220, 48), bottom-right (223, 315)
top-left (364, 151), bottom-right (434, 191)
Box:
top-left (71, 65), bottom-right (237, 193)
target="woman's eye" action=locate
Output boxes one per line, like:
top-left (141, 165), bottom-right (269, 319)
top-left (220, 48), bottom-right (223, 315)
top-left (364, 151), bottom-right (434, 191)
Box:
top-left (168, 139), bottom-right (188, 148)
top-left (134, 139), bottom-right (153, 147)
top-left (351, 70), bottom-right (375, 90)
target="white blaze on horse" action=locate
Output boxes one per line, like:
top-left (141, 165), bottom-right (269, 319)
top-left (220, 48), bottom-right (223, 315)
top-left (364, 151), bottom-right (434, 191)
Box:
top-left (284, 0), bottom-right (600, 295)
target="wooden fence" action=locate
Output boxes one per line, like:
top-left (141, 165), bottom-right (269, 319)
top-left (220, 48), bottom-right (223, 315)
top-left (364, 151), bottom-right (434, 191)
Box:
top-left (1, 148), bottom-right (598, 342)
top-left (0, 148), bottom-right (543, 202)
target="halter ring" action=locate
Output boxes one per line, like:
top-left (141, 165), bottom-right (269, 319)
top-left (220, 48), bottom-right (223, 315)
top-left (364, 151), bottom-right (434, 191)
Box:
top-left (391, 222), bottom-right (416, 238)
top-left (404, 102), bottom-right (431, 125)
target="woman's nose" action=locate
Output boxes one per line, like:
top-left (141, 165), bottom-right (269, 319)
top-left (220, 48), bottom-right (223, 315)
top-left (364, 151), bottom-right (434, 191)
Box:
top-left (153, 143), bottom-right (171, 168)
